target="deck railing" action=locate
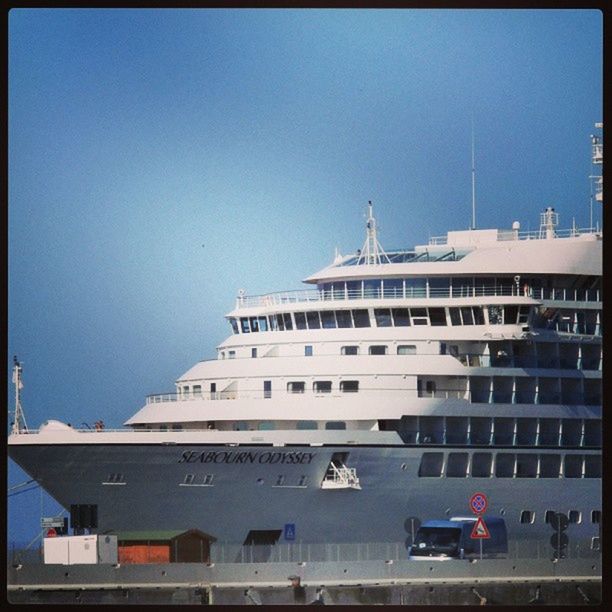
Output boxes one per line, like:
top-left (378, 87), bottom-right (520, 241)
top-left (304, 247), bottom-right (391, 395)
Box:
top-left (428, 226), bottom-right (600, 245)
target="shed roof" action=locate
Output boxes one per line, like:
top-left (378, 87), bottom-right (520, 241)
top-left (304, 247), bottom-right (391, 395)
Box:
top-left (110, 529), bottom-right (216, 542)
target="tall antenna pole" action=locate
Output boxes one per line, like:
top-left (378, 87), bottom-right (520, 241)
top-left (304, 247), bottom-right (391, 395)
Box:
top-left (471, 115), bottom-right (477, 230)
top-left (11, 356), bottom-right (28, 434)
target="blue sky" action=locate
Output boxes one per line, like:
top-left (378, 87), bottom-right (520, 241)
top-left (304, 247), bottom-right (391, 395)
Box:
top-left (7, 9), bottom-right (602, 544)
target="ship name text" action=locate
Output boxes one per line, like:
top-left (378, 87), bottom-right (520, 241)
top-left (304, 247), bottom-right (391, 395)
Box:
top-left (178, 450), bottom-right (316, 465)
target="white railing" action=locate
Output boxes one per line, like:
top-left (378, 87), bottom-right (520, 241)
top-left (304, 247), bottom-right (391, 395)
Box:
top-left (428, 226), bottom-right (601, 245)
top-left (235, 285), bottom-right (600, 310)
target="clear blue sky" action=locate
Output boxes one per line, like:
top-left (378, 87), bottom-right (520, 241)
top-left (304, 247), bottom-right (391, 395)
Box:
top-left (8, 8), bottom-right (602, 544)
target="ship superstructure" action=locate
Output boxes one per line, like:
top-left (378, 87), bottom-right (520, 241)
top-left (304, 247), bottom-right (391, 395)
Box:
top-left (8, 127), bottom-right (602, 551)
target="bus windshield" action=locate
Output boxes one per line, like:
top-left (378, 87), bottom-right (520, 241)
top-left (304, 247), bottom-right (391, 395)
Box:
top-left (411, 527), bottom-right (462, 557)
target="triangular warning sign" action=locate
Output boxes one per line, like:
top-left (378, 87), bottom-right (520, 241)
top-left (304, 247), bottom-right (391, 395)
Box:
top-left (471, 516), bottom-right (491, 539)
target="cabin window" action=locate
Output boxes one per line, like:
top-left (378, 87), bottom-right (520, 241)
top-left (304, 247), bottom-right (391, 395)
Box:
top-left (384, 278), bottom-right (403, 298)
top-left (263, 380), bottom-right (272, 399)
top-left (516, 454), bottom-right (538, 478)
top-left (471, 452), bottom-right (493, 477)
top-left (568, 510), bottom-right (581, 524)
top-left (504, 305), bottom-right (519, 324)
top-left (249, 317), bottom-right (259, 332)
top-left (230, 318), bottom-right (239, 334)
top-left (347, 280), bottom-right (361, 299)
top-left (446, 453), bottom-right (469, 477)
top-left (405, 278), bottom-right (427, 297)
top-left (445, 417), bottom-right (468, 445)
top-left (544, 510), bottom-right (556, 524)
top-left (563, 454), bottom-right (583, 478)
top-left (294, 312), bottom-right (307, 330)
top-left (193, 385), bottom-right (202, 396)
top-left (335, 310), bottom-right (353, 328)
top-left (520, 510), bottom-right (535, 524)
top-left (488, 305), bottom-right (503, 325)
top-left (283, 313), bottom-right (293, 330)
top-left (583, 420), bottom-right (601, 447)
top-left (418, 453), bottom-right (444, 477)
top-left (369, 345), bottom-right (387, 355)
top-left (449, 308), bottom-right (462, 326)
top-left (313, 381), bottom-right (332, 394)
top-left (325, 421), bottom-right (346, 430)
top-left (258, 316), bottom-right (268, 332)
top-left (341, 345), bottom-right (359, 355)
top-left (410, 308), bottom-right (429, 325)
top-left (470, 417), bottom-right (492, 445)
top-left (240, 318), bottom-right (250, 333)
top-left (539, 454), bottom-right (561, 478)
top-left (461, 306), bottom-right (475, 325)
top-left (287, 382), bottom-right (305, 394)
top-left (397, 345), bottom-right (416, 355)
top-left (364, 279), bottom-right (381, 298)
top-left (296, 421), bottom-right (317, 430)
top-left (591, 510), bottom-right (601, 524)
top-left (518, 306), bottom-right (530, 323)
top-left (321, 311), bottom-right (336, 329)
top-left (493, 418), bottom-right (515, 445)
top-left (276, 314), bottom-right (285, 331)
top-left (495, 453), bottom-right (515, 477)
top-left (584, 455), bottom-right (601, 478)
top-left (428, 277), bottom-right (450, 297)
top-left (392, 308), bottom-right (410, 326)
top-left (516, 418), bottom-right (537, 446)
top-left (305, 345), bottom-right (313, 357)
top-left (374, 308), bottom-right (393, 327)
top-left (258, 421), bottom-right (275, 430)
top-left (340, 380), bottom-right (359, 393)
top-left (306, 311), bottom-right (321, 329)
top-left (251, 348), bottom-right (257, 358)
top-left (228, 351), bottom-right (236, 359)
top-left (428, 308), bottom-right (447, 326)
top-left (561, 419), bottom-right (582, 447)
top-left (473, 307), bottom-right (485, 325)
top-left (352, 309), bottom-right (371, 327)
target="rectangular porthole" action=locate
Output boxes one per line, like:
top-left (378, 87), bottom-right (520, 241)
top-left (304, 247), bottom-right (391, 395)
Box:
top-left (520, 510), bottom-right (535, 524)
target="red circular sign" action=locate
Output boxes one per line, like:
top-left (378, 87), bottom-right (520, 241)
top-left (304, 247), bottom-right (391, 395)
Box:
top-left (469, 492), bottom-right (488, 515)
top-left (46, 528), bottom-right (57, 538)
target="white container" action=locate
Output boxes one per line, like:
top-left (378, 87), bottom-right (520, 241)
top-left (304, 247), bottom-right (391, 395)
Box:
top-left (43, 535), bottom-right (118, 565)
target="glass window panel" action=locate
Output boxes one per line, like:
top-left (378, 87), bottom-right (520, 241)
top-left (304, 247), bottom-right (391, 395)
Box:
top-left (516, 418), bottom-right (538, 445)
top-left (313, 381), bottom-right (332, 393)
top-left (341, 346), bottom-right (359, 355)
top-left (364, 279), bottom-right (381, 298)
top-left (369, 345), bottom-right (387, 355)
top-left (461, 307), bottom-right (475, 326)
top-left (392, 308), bottom-right (410, 326)
top-left (419, 416), bottom-right (444, 444)
top-left (584, 455), bottom-right (601, 478)
top-left (583, 420), bottom-right (601, 447)
top-left (470, 417), bottom-right (492, 445)
top-left (352, 309), bottom-right (371, 327)
top-left (304, 345), bottom-right (313, 356)
top-left (321, 311), bottom-right (336, 328)
top-left (473, 307), bottom-right (485, 325)
top-left (504, 305), bottom-right (519, 325)
top-left (306, 311), bottom-right (321, 329)
top-left (383, 278), bottom-right (403, 298)
top-left (294, 312), bottom-right (307, 330)
top-left (449, 308), bottom-right (462, 326)
top-left (397, 345), bottom-right (416, 355)
top-left (230, 318), bottom-right (239, 334)
top-left (374, 308), bottom-right (393, 327)
top-left (258, 316), bottom-right (268, 332)
top-left (446, 453), bottom-right (469, 477)
top-left (276, 314), bottom-right (285, 331)
top-left (445, 417), bottom-right (468, 445)
top-left (428, 277), bottom-right (450, 297)
top-left (418, 453), bottom-right (444, 477)
top-left (287, 382), bottom-right (305, 393)
top-left (471, 452), bottom-right (493, 477)
top-left (516, 454), bottom-right (538, 478)
top-left (283, 313), bottom-right (293, 330)
top-left (563, 454), bottom-right (583, 478)
top-left (405, 278), bottom-right (427, 298)
top-left (493, 418), bottom-right (515, 445)
top-left (539, 418), bottom-right (560, 446)
top-left (240, 317), bottom-right (250, 333)
top-left (332, 282), bottom-right (345, 300)
top-left (346, 280), bottom-right (361, 299)
top-left (249, 317), bottom-right (259, 332)
top-left (487, 305), bottom-right (503, 325)
top-left (297, 421), bottom-right (318, 430)
top-left (411, 308), bottom-right (429, 325)
top-left (269, 315), bottom-right (279, 331)
top-left (539, 454), bottom-right (561, 478)
top-left (561, 419), bottom-right (582, 447)
top-left (495, 454), bottom-right (515, 477)
top-left (325, 421), bottom-right (346, 430)
top-left (429, 308), bottom-right (447, 326)
top-left (340, 380), bottom-right (359, 393)
top-left (335, 310), bottom-right (353, 328)
top-left (258, 421), bottom-right (275, 430)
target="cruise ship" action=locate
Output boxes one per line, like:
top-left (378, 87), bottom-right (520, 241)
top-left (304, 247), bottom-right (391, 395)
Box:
top-left (8, 127), bottom-right (602, 552)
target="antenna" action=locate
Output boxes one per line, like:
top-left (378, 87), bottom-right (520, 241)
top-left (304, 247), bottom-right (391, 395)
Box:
top-left (357, 201), bottom-right (390, 265)
top-left (11, 356), bottom-right (28, 434)
top-left (471, 115), bottom-right (477, 230)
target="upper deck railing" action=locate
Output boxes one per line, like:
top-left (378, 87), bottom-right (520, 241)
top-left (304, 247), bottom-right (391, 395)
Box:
top-left (235, 286), bottom-right (601, 310)
top-left (428, 226), bottom-right (601, 245)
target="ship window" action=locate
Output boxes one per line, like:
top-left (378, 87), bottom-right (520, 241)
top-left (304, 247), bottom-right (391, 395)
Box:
top-left (568, 510), bottom-right (581, 524)
top-left (341, 345), bottom-right (359, 355)
top-left (539, 418), bottom-right (560, 446)
top-left (563, 454), bottom-right (583, 478)
top-left (584, 455), bottom-right (601, 478)
top-left (544, 510), bottom-right (556, 524)
top-left (249, 317), bottom-right (259, 332)
top-left (471, 452), bottom-right (493, 477)
top-left (495, 453), bottom-right (515, 477)
top-left (294, 312), bottom-right (307, 330)
top-left (591, 510), bottom-right (601, 524)
top-left (276, 314), bottom-right (285, 331)
top-left (473, 307), bottom-right (485, 325)
top-left (446, 453), bottom-right (469, 477)
top-left (325, 421), bottom-right (346, 430)
top-left (234, 421), bottom-right (248, 431)
top-left (410, 308), bottom-right (429, 325)
top-left (332, 282), bottom-right (345, 300)
top-left (306, 311), bottom-right (321, 329)
top-left (258, 316), bottom-right (268, 332)
top-left (516, 418), bottom-right (537, 446)
top-left (418, 452), bottom-right (444, 477)
top-left (539, 454), bottom-right (561, 478)
top-left (461, 306), bottom-right (475, 325)
top-left (263, 380), bottom-right (272, 399)
top-left (504, 305), bottom-right (519, 325)
top-left (183, 474), bottom-right (195, 485)
top-left (352, 309), bottom-right (371, 327)
top-left (230, 318), bottom-right (239, 334)
top-left (313, 381), bottom-right (332, 393)
top-left (321, 311), bottom-right (336, 329)
top-left (518, 306), bottom-right (530, 323)
top-left (429, 277), bottom-right (450, 297)
top-left (583, 420), bottom-right (602, 447)
top-left (561, 419), bottom-right (582, 447)
top-left (470, 417), bottom-right (492, 445)
top-left (397, 345), bottom-right (416, 355)
top-left (449, 308), bottom-right (462, 326)
top-left (269, 315), bottom-right (278, 331)
top-left (405, 277), bottom-right (427, 297)
top-left (383, 278), bottom-right (403, 298)
top-left (251, 348), bottom-right (257, 358)
top-left (287, 382), bottom-right (305, 394)
top-left (520, 510), bottom-right (535, 524)
top-left (392, 308), bottom-right (410, 326)
top-left (335, 310), bottom-right (353, 328)
top-left (160, 424), bottom-right (168, 431)
top-left (347, 280), bottom-right (361, 299)
top-left (296, 420), bottom-right (317, 430)
top-left (369, 345), bottom-right (387, 355)
top-left (374, 308), bottom-right (392, 327)
top-left (425, 381), bottom-right (436, 394)
top-left (193, 385), bottom-right (202, 396)
top-left (340, 380), bottom-right (359, 393)
top-left (487, 305), bottom-right (503, 325)
top-left (364, 279), bottom-right (381, 298)
top-left (241, 318), bottom-right (250, 333)
top-left (428, 308), bottom-right (447, 326)
top-left (493, 418), bottom-right (515, 445)
top-left (419, 416), bottom-right (444, 443)
top-left (283, 313), bottom-right (293, 330)
top-left (258, 421), bottom-right (275, 430)
top-left (516, 454), bottom-right (538, 478)
top-left (445, 417), bottom-right (468, 445)
top-left (305, 345), bottom-right (313, 356)
top-left (228, 350), bottom-right (236, 359)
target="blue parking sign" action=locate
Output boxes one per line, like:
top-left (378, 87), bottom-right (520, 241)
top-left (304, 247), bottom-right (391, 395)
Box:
top-left (284, 523), bottom-right (296, 541)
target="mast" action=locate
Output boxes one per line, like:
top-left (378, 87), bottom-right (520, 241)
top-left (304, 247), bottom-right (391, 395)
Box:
top-left (589, 122), bottom-right (603, 227)
top-left (471, 116), bottom-right (477, 230)
top-left (357, 201), bottom-right (390, 265)
top-left (11, 356), bottom-right (28, 434)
